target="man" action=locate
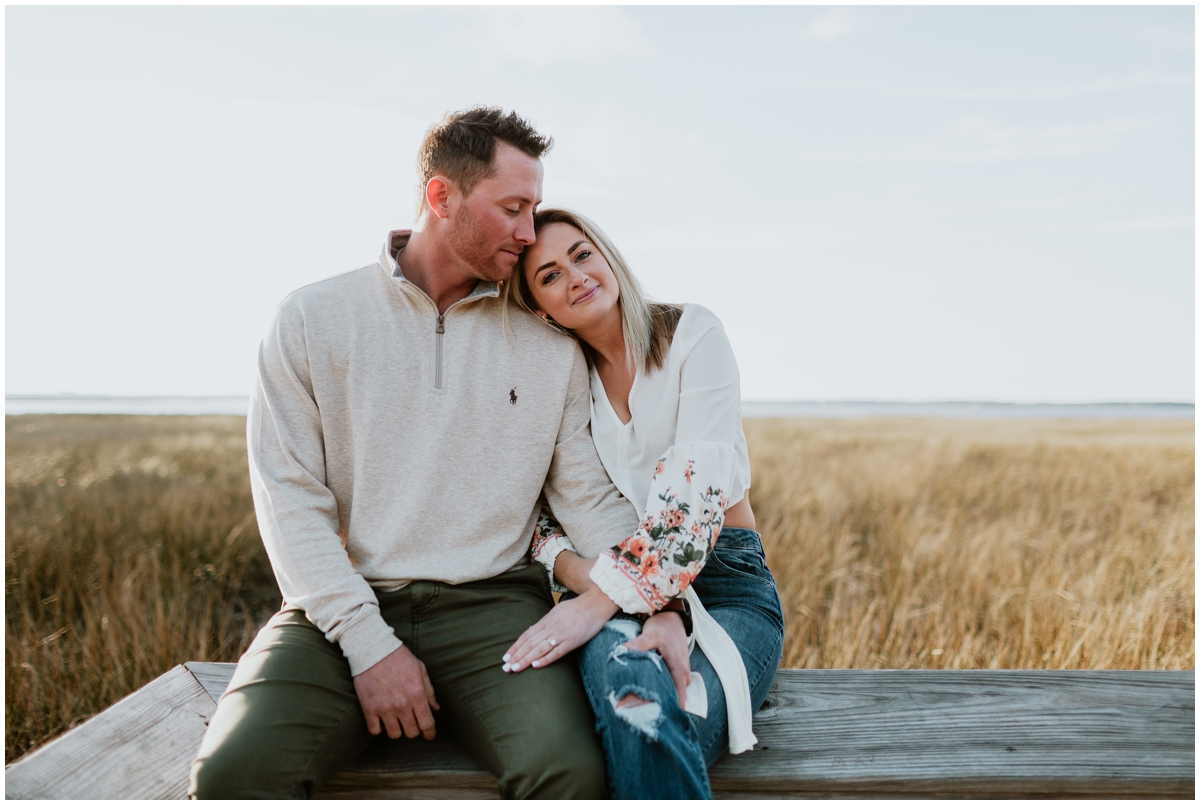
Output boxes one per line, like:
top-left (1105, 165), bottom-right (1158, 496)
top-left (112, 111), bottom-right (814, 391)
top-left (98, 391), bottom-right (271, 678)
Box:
top-left (188, 107), bottom-right (640, 798)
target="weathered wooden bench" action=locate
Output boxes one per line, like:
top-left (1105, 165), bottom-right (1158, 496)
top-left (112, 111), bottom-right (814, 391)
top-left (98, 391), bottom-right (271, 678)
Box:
top-left (6, 663), bottom-right (1194, 798)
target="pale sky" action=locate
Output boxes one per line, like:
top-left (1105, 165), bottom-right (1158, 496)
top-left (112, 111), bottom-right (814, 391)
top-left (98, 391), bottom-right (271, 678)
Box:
top-left (6, 5), bottom-right (1195, 402)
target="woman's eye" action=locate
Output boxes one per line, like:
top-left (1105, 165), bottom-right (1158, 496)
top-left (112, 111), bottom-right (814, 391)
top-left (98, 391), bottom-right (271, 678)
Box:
top-left (575, 249), bottom-right (591, 262)
top-left (541, 271), bottom-right (558, 285)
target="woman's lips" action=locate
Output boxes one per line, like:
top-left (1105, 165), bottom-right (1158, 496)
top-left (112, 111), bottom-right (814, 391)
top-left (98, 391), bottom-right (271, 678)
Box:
top-left (573, 286), bottom-right (599, 305)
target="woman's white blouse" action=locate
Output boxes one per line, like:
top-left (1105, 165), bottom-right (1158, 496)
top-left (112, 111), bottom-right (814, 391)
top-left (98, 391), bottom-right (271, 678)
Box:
top-left (591, 304), bottom-right (750, 524)
top-left (585, 304), bottom-right (751, 613)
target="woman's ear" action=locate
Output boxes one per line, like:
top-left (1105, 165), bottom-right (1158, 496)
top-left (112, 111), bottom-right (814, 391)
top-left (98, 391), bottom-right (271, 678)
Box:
top-left (425, 176), bottom-right (453, 220)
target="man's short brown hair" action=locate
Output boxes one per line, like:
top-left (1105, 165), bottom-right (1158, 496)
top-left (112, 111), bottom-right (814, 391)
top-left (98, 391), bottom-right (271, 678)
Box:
top-left (415, 107), bottom-right (553, 216)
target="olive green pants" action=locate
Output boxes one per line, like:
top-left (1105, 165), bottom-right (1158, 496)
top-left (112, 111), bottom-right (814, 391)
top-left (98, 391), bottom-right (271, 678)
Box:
top-left (188, 564), bottom-right (606, 799)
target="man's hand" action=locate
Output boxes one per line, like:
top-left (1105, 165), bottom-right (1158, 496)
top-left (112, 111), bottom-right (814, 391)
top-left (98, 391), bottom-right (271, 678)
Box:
top-left (624, 610), bottom-right (691, 709)
top-left (503, 586), bottom-right (619, 672)
top-left (352, 645), bottom-right (440, 740)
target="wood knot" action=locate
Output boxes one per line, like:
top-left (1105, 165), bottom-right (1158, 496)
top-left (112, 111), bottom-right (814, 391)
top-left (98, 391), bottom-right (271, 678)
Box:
top-left (755, 695), bottom-right (780, 720)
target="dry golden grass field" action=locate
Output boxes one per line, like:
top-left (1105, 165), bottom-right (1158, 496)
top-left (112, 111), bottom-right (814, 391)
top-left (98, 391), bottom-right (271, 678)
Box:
top-left (5, 414), bottom-right (1194, 762)
top-left (747, 417), bottom-right (1194, 672)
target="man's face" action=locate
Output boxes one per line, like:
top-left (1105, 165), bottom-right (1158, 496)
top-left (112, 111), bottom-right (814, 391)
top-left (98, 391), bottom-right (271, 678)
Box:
top-left (445, 142), bottom-right (543, 283)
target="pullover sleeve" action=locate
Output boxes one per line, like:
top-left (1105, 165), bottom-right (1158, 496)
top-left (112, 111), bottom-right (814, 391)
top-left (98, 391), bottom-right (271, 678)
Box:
top-left (540, 346), bottom-right (641, 560)
top-left (248, 304), bottom-right (402, 676)
top-left (589, 324), bottom-right (747, 614)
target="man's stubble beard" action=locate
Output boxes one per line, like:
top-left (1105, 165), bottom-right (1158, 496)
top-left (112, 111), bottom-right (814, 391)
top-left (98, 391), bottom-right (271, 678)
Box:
top-left (445, 203), bottom-right (516, 283)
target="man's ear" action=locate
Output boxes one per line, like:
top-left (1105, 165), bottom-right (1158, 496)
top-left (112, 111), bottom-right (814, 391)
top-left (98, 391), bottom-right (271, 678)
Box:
top-left (425, 176), bottom-right (454, 221)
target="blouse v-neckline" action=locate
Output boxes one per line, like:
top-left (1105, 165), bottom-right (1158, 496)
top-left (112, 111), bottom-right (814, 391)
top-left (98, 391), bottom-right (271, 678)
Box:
top-left (592, 368), bottom-right (638, 427)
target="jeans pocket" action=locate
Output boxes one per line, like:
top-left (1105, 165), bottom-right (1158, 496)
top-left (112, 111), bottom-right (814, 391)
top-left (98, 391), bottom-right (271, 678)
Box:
top-left (707, 547), bottom-right (775, 588)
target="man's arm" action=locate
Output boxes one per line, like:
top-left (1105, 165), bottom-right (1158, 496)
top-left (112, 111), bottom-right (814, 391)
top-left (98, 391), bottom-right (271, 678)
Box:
top-left (502, 346), bottom-right (635, 667)
top-left (539, 346), bottom-right (641, 556)
top-left (249, 303), bottom-right (399, 673)
top-left (505, 347), bottom-right (689, 683)
top-left (249, 302), bottom-right (437, 738)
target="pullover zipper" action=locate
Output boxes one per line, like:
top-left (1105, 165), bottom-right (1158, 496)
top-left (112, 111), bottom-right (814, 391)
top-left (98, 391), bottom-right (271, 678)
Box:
top-left (391, 240), bottom-right (499, 394)
top-left (398, 279), bottom-right (492, 392)
top-left (435, 315), bottom-right (445, 390)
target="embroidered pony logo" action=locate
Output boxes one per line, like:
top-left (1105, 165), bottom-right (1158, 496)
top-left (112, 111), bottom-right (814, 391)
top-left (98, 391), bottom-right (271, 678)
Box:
top-left (510, 388), bottom-right (518, 405)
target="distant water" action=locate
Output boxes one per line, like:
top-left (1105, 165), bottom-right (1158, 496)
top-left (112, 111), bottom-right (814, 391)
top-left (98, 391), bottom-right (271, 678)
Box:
top-left (6, 395), bottom-right (1194, 419)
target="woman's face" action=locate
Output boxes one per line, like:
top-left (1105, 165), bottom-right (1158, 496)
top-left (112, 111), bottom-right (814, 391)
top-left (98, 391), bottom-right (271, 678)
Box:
top-left (522, 222), bottom-right (620, 332)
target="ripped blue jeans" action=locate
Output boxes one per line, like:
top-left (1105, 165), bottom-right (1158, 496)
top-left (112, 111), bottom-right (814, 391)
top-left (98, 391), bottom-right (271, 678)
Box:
top-left (575, 528), bottom-right (785, 799)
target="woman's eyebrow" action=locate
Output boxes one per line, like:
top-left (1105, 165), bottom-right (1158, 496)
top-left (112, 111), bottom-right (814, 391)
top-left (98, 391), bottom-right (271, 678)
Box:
top-left (536, 241), bottom-right (589, 275)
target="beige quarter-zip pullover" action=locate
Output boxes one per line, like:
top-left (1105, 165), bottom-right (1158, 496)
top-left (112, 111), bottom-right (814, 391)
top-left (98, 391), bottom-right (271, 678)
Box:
top-left (248, 230), bottom-right (639, 675)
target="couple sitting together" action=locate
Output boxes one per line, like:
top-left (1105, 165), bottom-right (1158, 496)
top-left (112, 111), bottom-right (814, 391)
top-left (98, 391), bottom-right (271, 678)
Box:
top-left (189, 107), bottom-right (784, 799)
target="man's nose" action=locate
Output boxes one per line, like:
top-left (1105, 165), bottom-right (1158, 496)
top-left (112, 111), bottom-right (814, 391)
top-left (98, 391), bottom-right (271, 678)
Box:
top-left (514, 210), bottom-right (535, 245)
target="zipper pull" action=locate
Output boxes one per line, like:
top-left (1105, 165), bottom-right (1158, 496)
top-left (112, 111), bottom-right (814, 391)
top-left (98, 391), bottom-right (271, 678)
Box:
top-left (437, 315), bottom-right (445, 334)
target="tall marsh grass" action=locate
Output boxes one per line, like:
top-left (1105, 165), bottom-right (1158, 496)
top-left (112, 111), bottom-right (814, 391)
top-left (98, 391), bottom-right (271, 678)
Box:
top-left (5, 414), bottom-right (1194, 762)
top-left (5, 416), bottom-right (278, 762)
top-left (745, 417), bottom-right (1194, 671)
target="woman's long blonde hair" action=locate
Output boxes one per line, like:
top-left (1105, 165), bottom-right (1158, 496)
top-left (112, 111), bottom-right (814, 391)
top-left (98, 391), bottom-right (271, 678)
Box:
top-left (505, 208), bottom-right (681, 373)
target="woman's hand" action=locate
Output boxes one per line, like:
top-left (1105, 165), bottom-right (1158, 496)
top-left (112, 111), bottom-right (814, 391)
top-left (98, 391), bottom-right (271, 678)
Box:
top-left (503, 586), bottom-right (618, 672)
top-left (554, 551), bottom-right (598, 594)
top-left (624, 611), bottom-right (691, 709)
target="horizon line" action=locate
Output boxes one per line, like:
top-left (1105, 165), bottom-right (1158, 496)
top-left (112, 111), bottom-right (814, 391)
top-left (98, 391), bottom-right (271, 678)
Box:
top-left (5, 394), bottom-right (1195, 407)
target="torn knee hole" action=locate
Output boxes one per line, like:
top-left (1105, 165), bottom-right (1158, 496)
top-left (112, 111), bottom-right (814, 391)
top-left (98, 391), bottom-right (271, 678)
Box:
top-left (606, 689), bottom-right (663, 740)
top-left (616, 693), bottom-right (650, 708)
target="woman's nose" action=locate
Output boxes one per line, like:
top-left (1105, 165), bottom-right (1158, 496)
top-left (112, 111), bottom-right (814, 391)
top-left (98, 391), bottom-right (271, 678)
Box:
top-left (566, 265), bottom-right (588, 287)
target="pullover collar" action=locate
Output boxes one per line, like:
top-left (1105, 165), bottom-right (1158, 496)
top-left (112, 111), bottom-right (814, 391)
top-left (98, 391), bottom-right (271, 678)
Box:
top-left (380, 229), bottom-right (501, 305)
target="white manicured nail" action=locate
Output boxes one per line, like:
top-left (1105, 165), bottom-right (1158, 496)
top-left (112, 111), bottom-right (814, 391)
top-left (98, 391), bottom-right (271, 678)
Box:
top-left (503, 653), bottom-right (511, 662)
top-left (502, 663), bottom-right (511, 672)
top-left (532, 660), bottom-right (541, 668)
top-left (511, 662), bottom-right (521, 671)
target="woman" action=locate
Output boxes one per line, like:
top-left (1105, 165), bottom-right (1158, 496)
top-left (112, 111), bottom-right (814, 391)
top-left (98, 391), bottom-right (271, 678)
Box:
top-left (500, 208), bottom-right (784, 798)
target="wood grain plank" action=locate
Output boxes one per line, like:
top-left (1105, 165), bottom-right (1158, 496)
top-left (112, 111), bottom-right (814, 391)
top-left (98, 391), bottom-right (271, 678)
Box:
top-left (10, 666), bottom-right (1190, 799)
top-left (5, 665), bottom-right (216, 800)
top-left (318, 669), bottom-right (1194, 798)
top-left (184, 660), bottom-right (237, 704)
top-left (709, 670), bottom-right (1194, 798)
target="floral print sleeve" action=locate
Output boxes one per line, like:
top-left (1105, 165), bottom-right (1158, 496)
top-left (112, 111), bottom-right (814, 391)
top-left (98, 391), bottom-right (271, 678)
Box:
top-left (588, 441), bottom-right (738, 614)
top-left (531, 507), bottom-right (574, 593)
